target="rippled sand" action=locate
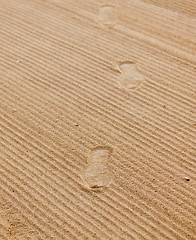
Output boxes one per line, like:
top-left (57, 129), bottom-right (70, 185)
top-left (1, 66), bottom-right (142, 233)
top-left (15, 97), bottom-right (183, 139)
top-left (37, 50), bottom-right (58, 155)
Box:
top-left (0, 0), bottom-right (195, 239)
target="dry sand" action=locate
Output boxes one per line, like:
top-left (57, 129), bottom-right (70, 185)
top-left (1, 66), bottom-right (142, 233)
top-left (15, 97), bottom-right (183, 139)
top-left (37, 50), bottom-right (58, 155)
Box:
top-left (0, 0), bottom-right (195, 239)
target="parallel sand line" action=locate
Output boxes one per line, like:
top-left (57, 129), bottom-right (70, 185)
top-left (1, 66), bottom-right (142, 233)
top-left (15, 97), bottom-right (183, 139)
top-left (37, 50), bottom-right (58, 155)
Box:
top-left (0, 30), bottom-right (195, 121)
top-left (0, 13), bottom-right (195, 90)
top-left (0, 32), bottom-right (194, 130)
top-left (0, 87), bottom-right (194, 222)
top-left (123, 0), bottom-right (196, 26)
top-left (0, 134), bottom-right (171, 239)
top-left (0, 18), bottom-right (195, 105)
top-left (65, 0), bottom-right (196, 55)
top-left (0, 88), bottom-right (194, 204)
top-left (143, 0), bottom-right (196, 9)
top-left (2, 84), bottom-right (184, 236)
top-left (0, 61), bottom-right (194, 153)
top-left (0, 0), bottom-right (194, 75)
top-left (0, 0), bottom-right (194, 215)
top-left (0, 5), bottom-right (195, 84)
top-left (0, 46), bottom-right (194, 158)
top-left (0, 12), bottom-right (195, 98)
top-left (0, 48), bottom-right (195, 146)
top-left (0, 58), bottom-right (195, 167)
top-left (0, 176), bottom-right (77, 240)
top-left (142, 0), bottom-right (196, 17)
top-left (114, 24), bottom-right (196, 69)
top-left (0, 197), bottom-right (44, 240)
top-left (0, 1), bottom-right (195, 239)
top-left (0, 97), bottom-right (195, 208)
top-left (0, 20), bottom-right (194, 110)
top-left (0, 62), bottom-right (194, 144)
top-left (0, 66), bottom-right (195, 178)
top-left (0, 138), bottom-right (169, 240)
top-left (0, 71), bottom-right (194, 178)
top-left (0, 127), bottom-right (158, 238)
top-left (0, 157), bottom-right (105, 239)
top-left (0, 127), bottom-right (190, 240)
top-left (0, 117), bottom-right (193, 239)
top-left (19, 0), bottom-right (196, 46)
top-left (8, 0), bottom-right (195, 60)
top-left (0, 113), bottom-right (194, 238)
top-left (61, 0), bottom-right (195, 29)
top-left (1, 92), bottom-right (194, 202)
top-left (1, 143), bottom-right (152, 240)
top-left (0, 152), bottom-right (132, 240)
top-left (1, 69), bottom-right (196, 182)
top-left (0, 186), bottom-right (60, 240)
top-left (117, 1), bottom-right (195, 35)
top-left (0, 152), bottom-right (185, 240)
top-left (0, 97), bottom-right (193, 232)
top-left (4, 2), bottom-right (193, 232)
top-left (0, 93), bottom-right (195, 217)
top-left (0, 98), bottom-right (194, 226)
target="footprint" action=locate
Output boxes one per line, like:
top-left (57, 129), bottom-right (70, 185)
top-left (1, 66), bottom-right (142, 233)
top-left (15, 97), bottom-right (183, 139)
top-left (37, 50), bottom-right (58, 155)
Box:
top-left (82, 146), bottom-right (113, 190)
top-left (116, 61), bottom-right (145, 90)
top-left (97, 5), bottom-right (116, 27)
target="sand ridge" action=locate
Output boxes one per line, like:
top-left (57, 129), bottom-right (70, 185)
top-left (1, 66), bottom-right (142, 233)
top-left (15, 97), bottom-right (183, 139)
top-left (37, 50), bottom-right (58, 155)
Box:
top-left (0, 0), bottom-right (195, 239)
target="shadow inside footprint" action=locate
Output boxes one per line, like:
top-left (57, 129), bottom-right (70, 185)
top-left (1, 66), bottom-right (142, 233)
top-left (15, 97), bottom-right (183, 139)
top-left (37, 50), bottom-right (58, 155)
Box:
top-left (82, 146), bottom-right (113, 190)
top-left (117, 61), bottom-right (145, 90)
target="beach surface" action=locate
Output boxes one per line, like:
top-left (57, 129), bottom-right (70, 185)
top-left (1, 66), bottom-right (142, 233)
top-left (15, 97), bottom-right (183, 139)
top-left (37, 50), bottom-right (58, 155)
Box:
top-left (0, 0), bottom-right (195, 239)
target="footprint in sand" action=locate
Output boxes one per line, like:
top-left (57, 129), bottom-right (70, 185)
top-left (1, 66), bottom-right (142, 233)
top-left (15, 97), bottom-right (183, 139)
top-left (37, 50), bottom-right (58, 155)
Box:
top-left (116, 61), bottom-right (145, 90)
top-left (82, 146), bottom-right (113, 190)
top-left (97, 5), bottom-right (116, 27)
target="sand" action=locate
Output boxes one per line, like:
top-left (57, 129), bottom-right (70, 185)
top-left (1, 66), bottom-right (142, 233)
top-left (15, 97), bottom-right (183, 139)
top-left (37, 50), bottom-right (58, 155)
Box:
top-left (0, 0), bottom-right (195, 239)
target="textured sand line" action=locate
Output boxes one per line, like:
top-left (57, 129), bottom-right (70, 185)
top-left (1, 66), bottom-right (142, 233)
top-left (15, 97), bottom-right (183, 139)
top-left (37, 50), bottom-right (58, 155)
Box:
top-left (0, 80), bottom-right (195, 227)
top-left (0, 28), bottom-right (194, 122)
top-left (1, 0), bottom-right (196, 68)
top-left (0, 29), bottom-right (194, 114)
top-left (1, 86), bottom-right (190, 238)
top-left (0, 194), bottom-right (44, 239)
top-left (0, 18), bottom-right (194, 102)
top-left (1, 102), bottom-right (194, 215)
top-left (0, 56), bottom-right (195, 179)
top-left (0, 81), bottom-right (194, 238)
top-left (0, 0), bottom-right (195, 239)
top-left (0, 62), bottom-right (194, 159)
top-left (0, 48), bottom-right (195, 176)
top-left (0, 76), bottom-right (195, 185)
top-left (0, 122), bottom-right (190, 240)
top-left (43, 0), bottom-right (196, 57)
top-left (1, 70), bottom-right (194, 197)
top-left (1, 54), bottom-right (194, 165)
top-left (0, 7), bottom-right (195, 92)
top-left (0, 97), bottom-right (153, 238)
top-left (142, 0), bottom-right (196, 17)
top-left (0, 89), bottom-right (195, 208)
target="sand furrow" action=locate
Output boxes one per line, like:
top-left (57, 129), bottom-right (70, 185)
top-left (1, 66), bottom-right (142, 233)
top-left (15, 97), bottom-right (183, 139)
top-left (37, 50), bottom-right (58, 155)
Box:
top-left (0, 60), bottom-right (195, 174)
top-left (0, 93), bottom-right (195, 222)
top-left (0, 13), bottom-right (195, 98)
top-left (0, 74), bottom-right (195, 187)
top-left (0, 125), bottom-right (187, 240)
top-left (0, 0), bottom-right (195, 239)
